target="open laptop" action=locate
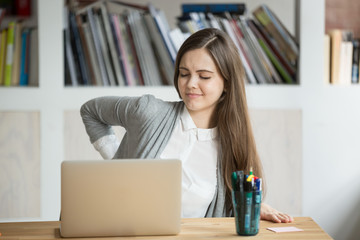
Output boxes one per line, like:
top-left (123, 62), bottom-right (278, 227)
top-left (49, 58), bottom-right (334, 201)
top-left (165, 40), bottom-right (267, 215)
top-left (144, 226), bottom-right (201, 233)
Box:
top-left (60, 159), bottom-right (182, 238)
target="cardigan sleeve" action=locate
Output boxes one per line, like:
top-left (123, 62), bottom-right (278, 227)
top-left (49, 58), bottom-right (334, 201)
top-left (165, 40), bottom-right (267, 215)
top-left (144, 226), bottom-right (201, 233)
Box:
top-left (80, 94), bottom-right (161, 144)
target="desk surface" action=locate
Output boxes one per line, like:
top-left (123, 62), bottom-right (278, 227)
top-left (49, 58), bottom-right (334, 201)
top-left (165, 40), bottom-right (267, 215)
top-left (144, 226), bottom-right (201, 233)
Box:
top-left (0, 217), bottom-right (332, 239)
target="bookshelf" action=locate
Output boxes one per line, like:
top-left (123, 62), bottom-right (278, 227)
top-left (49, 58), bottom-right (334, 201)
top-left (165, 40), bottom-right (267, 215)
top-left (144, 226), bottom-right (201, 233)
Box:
top-left (0, 0), bottom-right (38, 87)
top-left (1, 0), bottom-right (360, 239)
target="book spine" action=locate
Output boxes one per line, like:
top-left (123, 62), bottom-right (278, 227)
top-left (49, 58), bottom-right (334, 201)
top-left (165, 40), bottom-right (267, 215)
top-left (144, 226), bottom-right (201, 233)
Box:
top-left (118, 13), bottom-right (139, 86)
top-left (4, 21), bottom-right (15, 86)
top-left (123, 12), bottom-right (144, 86)
top-left (81, 20), bottom-right (103, 86)
top-left (143, 13), bottom-right (174, 85)
top-left (87, 8), bottom-right (110, 86)
top-left (94, 10), bottom-right (116, 86)
top-left (253, 5), bottom-right (298, 67)
top-left (19, 29), bottom-right (30, 86)
top-left (111, 14), bottom-right (131, 86)
top-left (75, 14), bottom-right (96, 85)
top-left (148, 4), bottom-right (177, 64)
top-left (11, 21), bottom-right (22, 86)
top-left (182, 3), bottom-right (246, 15)
top-left (351, 39), bottom-right (359, 84)
top-left (249, 19), bottom-right (296, 77)
top-left (101, 4), bottom-right (126, 86)
top-left (0, 29), bottom-right (7, 85)
top-left (28, 28), bottom-right (38, 86)
top-left (15, 0), bottom-right (31, 17)
top-left (69, 11), bottom-right (90, 85)
top-left (220, 17), bottom-right (257, 84)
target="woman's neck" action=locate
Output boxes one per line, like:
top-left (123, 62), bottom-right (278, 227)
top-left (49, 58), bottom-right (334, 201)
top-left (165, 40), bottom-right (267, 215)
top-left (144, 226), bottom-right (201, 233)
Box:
top-left (187, 108), bottom-right (215, 129)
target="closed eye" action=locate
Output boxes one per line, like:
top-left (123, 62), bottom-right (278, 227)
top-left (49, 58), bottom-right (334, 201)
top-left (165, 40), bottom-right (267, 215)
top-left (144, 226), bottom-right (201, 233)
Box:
top-left (180, 74), bottom-right (189, 77)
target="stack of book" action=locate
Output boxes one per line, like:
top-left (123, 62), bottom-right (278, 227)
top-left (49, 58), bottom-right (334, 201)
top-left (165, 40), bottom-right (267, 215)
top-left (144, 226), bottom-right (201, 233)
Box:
top-left (65, 1), bottom-right (299, 86)
top-left (0, 7), bottom-right (38, 87)
top-left (325, 30), bottom-right (360, 85)
top-left (65, 0), bottom-right (176, 86)
top-left (176, 3), bottom-right (299, 84)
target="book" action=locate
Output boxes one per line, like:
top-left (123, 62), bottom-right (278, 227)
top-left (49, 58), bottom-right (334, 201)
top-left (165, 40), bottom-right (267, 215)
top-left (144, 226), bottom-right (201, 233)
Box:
top-left (69, 11), bottom-right (90, 85)
top-left (219, 15), bottom-right (257, 84)
top-left (338, 41), bottom-right (353, 85)
top-left (111, 13), bottom-right (132, 86)
top-left (351, 39), bottom-right (359, 84)
top-left (148, 3), bottom-right (177, 64)
top-left (176, 4), bottom-right (298, 84)
top-left (143, 13), bottom-right (174, 85)
top-left (329, 29), bottom-right (353, 85)
top-left (65, 22), bottom-right (78, 86)
top-left (123, 11), bottom-right (144, 86)
top-left (86, 7), bottom-right (110, 86)
top-left (252, 5), bottom-right (298, 68)
top-left (238, 15), bottom-right (282, 84)
top-left (15, 0), bottom-right (31, 17)
top-left (206, 12), bottom-right (222, 29)
top-left (329, 29), bottom-right (342, 84)
top-left (80, 18), bottom-right (103, 86)
top-left (28, 28), bottom-right (38, 86)
top-left (169, 28), bottom-right (189, 52)
top-left (249, 18), bottom-right (296, 78)
top-left (101, 2), bottom-right (126, 86)
top-left (181, 3), bottom-right (246, 15)
top-left (4, 21), bottom-right (15, 86)
top-left (248, 18), bottom-right (294, 84)
top-left (94, 9), bottom-right (116, 86)
top-left (64, 7), bottom-right (78, 86)
top-left (0, 29), bottom-right (7, 85)
top-left (0, 8), bottom-right (6, 26)
top-left (75, 14), bottom-right (97, 85)
top-left (19, 28), bottom-right (30, 86)
top-left (127, 9), bottom-right (162, 85)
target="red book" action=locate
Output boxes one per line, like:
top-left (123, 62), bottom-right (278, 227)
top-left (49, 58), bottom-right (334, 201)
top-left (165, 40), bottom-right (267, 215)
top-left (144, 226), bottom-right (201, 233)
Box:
top-left (15, 0), bottom-right (31, 17)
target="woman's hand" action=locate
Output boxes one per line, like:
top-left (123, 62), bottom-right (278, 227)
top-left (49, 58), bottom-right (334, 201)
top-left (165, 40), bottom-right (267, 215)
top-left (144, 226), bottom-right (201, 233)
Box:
top-left (260, 203), bottom-right (294, 223)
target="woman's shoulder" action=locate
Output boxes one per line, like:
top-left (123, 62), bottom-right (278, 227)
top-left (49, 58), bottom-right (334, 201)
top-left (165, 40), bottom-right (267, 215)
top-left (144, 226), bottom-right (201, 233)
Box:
top-left (135, 94), bottom-right (183, 112)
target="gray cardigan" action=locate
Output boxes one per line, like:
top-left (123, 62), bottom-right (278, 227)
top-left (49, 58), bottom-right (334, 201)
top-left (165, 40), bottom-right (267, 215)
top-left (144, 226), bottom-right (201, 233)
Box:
top-left (80, 94), bottom-right (226, 217)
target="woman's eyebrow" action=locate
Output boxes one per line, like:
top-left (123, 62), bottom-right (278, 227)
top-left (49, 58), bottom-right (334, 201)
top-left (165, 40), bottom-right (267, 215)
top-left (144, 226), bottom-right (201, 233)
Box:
top-left (179, 67), bottom-right (214, 73)
top-left (179, 66), bottom-right (189, 71)
top-left (196, 69), bottom-right (214, 73)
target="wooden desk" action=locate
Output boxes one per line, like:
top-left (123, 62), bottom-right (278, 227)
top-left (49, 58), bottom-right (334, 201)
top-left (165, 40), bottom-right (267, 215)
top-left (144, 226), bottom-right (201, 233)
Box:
top-left (0, 217), bottom-right (332, 239)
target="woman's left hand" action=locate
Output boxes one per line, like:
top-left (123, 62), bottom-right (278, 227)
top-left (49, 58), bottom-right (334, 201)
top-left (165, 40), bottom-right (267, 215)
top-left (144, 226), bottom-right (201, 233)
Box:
top-left (260, 203), bottom-right (294, 223)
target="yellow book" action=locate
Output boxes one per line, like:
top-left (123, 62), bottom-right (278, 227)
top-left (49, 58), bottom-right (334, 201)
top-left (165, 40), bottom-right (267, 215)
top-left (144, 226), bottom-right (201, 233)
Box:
top-left (329, 29), bottom-right (342, 84)
top-left (0, 29), bottom-right (6, 85)
top-left (4, 21), bottom-right (15, 86)
top-left (12, 21), bottom-right (22, 86)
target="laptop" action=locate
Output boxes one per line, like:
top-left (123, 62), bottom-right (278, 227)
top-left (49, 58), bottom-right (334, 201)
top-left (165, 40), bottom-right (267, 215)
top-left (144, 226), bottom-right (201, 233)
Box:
top-left (60, 159), bottom-right (182, 238)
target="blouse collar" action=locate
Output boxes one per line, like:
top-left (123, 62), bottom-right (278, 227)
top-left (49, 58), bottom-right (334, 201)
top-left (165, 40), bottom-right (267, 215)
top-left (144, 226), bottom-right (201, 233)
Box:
top-left (180, 107), bottom-right (218, 141)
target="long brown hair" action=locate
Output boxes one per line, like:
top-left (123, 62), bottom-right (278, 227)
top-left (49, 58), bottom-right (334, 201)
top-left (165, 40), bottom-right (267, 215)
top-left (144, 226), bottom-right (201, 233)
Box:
top-left (174, 28), bottom-right (264, 215)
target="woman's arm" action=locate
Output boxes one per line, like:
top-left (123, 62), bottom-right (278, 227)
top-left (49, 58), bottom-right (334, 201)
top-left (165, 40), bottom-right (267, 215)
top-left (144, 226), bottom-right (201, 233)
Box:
top-left (80, 95), bottom-right (152, 158)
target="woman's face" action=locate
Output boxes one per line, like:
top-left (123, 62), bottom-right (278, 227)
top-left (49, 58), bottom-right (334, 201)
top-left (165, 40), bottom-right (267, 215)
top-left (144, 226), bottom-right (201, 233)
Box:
top-left (178, 48), bottom-right (225, 119)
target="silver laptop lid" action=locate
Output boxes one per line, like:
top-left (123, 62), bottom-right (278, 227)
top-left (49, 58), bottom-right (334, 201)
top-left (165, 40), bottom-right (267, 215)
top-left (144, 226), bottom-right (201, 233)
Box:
top-left (60, 159), bottom-right (181, 237)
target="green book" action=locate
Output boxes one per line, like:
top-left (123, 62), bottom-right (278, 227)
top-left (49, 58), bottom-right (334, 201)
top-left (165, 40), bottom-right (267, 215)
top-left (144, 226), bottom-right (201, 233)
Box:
top-left (0, 29), bottom-right (7, 85)
top-left (4, 21), bottom-right (15, 86)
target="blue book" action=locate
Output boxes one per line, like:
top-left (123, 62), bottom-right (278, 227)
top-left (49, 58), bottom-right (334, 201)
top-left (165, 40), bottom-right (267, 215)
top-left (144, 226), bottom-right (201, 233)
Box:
top-left (182, 3), bottom-right (246, 15)
top-left (19, 29), bottom-right (30, 86)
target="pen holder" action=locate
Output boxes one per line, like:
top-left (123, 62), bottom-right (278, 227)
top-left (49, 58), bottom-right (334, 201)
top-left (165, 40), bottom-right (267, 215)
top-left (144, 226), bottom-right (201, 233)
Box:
top-left (232, 188), bottom-right (262, 236)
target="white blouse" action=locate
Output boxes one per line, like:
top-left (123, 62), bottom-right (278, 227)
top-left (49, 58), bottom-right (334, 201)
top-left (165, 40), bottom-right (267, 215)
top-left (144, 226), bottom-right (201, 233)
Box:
top-left (93, 107), bottom-right (219, 218)
top-left (160, 107), bottom-right (218, 218)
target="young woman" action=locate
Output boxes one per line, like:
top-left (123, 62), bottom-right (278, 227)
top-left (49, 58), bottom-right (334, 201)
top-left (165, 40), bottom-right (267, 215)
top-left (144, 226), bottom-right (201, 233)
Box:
top-left (81, 28), bottom-right (293, 223)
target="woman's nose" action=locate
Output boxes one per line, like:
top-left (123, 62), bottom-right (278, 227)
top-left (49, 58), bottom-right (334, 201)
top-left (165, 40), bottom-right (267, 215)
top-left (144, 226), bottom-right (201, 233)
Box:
top-left (187, 75), bottom-right (198, 88)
